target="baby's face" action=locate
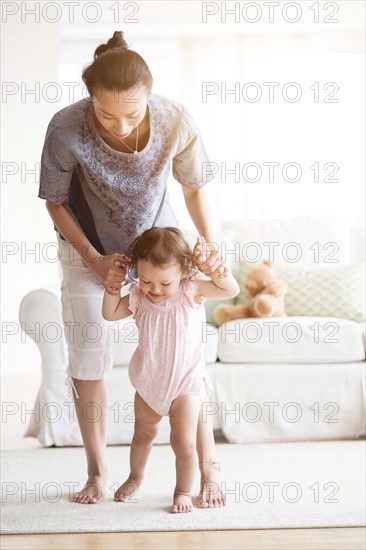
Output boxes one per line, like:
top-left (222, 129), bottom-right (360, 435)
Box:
top-left (137, 259), bottom-right (183, 303)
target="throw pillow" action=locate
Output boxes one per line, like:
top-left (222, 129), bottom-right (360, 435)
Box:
top-left (236, 261), bottom-right (366, 322)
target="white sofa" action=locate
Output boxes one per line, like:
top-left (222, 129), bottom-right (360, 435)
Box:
top-left (20, 216), bottom-right (366, 446)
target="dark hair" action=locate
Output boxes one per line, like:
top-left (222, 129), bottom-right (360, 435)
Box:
top-left (127, 227), bottom-right (194, 274)
top-left (82, 31), bottom-right (153, 97)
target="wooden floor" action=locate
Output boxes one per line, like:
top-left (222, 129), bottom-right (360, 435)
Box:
top-left (2, 373), bottom-right (365, 549)
top-left (1, 528), bottom-right (365, 549)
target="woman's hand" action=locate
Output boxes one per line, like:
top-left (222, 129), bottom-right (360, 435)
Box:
top-left (88, 253), bottom-right (129, 295)
top-left (193, 236), bottom-right (228, 279)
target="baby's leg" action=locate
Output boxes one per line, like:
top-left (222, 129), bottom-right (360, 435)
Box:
top-left (196, 400), bottom-right (226, 509)
top-left (114, 392), bottom-right (161, 502)
top-left (169, 394), bottom-right (200, 514)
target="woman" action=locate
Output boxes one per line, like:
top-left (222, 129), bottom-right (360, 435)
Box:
top-left (39, 30), bottom-right (225, 507)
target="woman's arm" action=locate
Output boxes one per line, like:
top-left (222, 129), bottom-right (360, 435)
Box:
top-left (46, 197), bottom-right (127, 293)
top-left (181, 187), bottom-right (216, 242)
top-left (183, 187), bottom-right (230, 279)
top-left (46, 196), bottom-right (100, 264)
top-left (102, 291), bottom-right (131, 321)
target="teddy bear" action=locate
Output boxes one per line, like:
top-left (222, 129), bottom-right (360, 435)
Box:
top-left (214, 260), bottom-right (288, 324)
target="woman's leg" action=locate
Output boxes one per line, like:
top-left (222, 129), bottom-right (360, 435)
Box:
top-left (169, 394), bottom-right (201, 514)
top-left (72, 379), bottom-right (108, 504)
top-left (57, 236), bottom-right (112, 504)
top-left (196, 404), bottom-right (226, 508)
top-left (114, 391), bottom-right (161, 502)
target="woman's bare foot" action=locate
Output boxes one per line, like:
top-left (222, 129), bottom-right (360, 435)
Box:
top-left (171, 491), bottom-right (193, 514)
top-left (114, 476), bottom-right (141, 502)
top-left (196, 461), bottom-right (226, 508)
top-left (73, 470), bottom-right (107, 504)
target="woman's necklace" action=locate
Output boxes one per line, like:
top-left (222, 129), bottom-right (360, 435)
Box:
top-left (94, 109), bottom-right (140, 154)
top-left (119, 124), bottom-right (139, 155)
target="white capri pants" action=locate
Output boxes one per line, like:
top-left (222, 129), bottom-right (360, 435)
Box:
top-left (57, 235), bottom-right (113, 398)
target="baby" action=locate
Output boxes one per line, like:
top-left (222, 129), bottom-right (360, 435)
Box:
top-left (102, 227), bottom-right (239, 513)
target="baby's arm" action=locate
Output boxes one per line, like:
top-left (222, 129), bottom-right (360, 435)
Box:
top-left (196, 269), bottom-right (240, 300)
top-left (102, 289), bottom-right (131, 321)
top-left (193, 235), bottom-right (240, 299)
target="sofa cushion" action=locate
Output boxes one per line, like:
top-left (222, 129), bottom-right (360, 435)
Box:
top-left (217, 316), bottom-right (365, 363)
top-left (111, 318), bottom-right (218, 366)
top-left (237, 261), bottom-right (366, 323)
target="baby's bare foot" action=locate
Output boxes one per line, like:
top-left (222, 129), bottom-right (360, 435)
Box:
top-left (114, 477), bottom-right (141, 502)
top-left (197, 461), bottom-right (226, 509)
top-left (171, 491), bottom-right (193, 514)
top-left (73, 472), bottom-right (107, 504)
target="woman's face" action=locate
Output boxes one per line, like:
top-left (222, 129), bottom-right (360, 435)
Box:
top-left (91, 85), bottom-right (149, 140)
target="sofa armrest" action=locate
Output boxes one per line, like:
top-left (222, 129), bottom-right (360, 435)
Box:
top-left (19, 285), bottom-right (68, 374)
top-left (361, 321), bottom-right (366, 353)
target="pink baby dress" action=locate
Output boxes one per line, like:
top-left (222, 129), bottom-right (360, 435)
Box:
top-left (128, 271), bottom-right (212, 416)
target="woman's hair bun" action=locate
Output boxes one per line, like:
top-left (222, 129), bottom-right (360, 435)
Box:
top-left (83, 30), bottom-right (153, 96)
top-left (94, 31), bottom-right (128, 59)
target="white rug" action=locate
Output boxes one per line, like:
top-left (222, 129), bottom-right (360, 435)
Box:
top-left (1, 441), bottom-right (365, 534)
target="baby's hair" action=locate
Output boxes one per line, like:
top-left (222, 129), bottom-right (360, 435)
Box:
top-left (127, 227), bottom-right (194, 274)
top-left (82, 30), bottom-right (153, 97)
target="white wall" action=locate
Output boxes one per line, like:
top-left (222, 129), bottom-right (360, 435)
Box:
top-left (1, 0), bottom-right (365, 374)
top-left (56, 2), bottom-right (365, 225)
top-left (2, 18), bottom-right (62, 374)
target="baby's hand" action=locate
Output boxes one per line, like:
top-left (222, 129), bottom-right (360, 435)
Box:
top-left (103, 254), bottom-right (129, 295)
top-left (193, 236), bottom-right (228, 279)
